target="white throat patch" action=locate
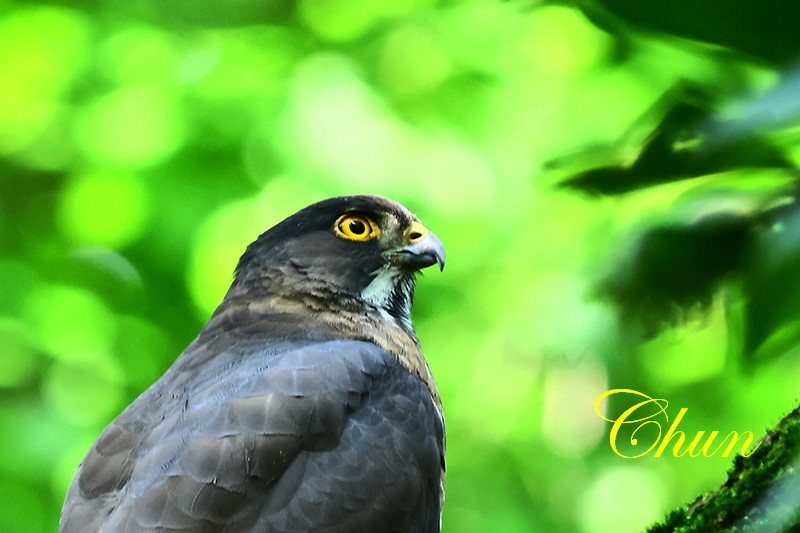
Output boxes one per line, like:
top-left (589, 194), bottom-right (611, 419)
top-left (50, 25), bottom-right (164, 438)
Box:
top-left (360, 264), bottom-right (414, 330)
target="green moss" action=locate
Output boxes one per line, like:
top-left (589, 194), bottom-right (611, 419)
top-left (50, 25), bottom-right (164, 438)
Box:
top-left (648, 405), bottom-right (800, 532)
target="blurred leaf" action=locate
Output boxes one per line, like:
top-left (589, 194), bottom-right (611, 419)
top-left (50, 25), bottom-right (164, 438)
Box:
top-left (572, 0), bottom-right (800, 65)
top-left (599, 211), bottom-right (752, 334)
top-left (743, 201), bottom-right (800, 358)
top-left (557, 83), bottom-right (794, 195)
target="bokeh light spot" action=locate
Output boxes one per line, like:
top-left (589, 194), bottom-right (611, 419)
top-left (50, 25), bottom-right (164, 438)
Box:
top-left (402, 137), bottom-right (496, 214)
top-left (298, 0), bottom-right (382, 42)
top-left (74, 85), bottom-right (184, 167)
top-left (23, 284), bottom-right (117, 363)
top-left (99, 25), bottom-right (179, 85)
top-left (579, 466), bottom-right (667, 533)
top-left (58, 172), bottom-right (149, 248)
top-left (542, 362), bottom-right (607, 457)
top-left (518, 6), bottom-right (609, 78)
top-left (380, 25), bottom-right (451, 97)
top-left (0, 318), bottom-right (38, 387)
top-left (0, 6), bottom-right (88, 154)
top-left (455, 336), bottom-right (540, 443)
top-left (281, 53), bottom-right (402, 183)
top-left (43, 358), bottom-right (124, 426)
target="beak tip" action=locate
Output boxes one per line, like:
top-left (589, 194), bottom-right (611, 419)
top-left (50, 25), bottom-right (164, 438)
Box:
top-left (428, 233), bottom-right (446, 273)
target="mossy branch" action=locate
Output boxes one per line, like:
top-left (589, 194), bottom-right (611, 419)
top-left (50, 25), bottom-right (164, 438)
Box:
top-left (648, 404), bottom-right (800, 532)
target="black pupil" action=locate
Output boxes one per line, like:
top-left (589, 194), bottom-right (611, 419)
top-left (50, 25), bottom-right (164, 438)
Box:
top-left (348, 219), bottom-right (366, 235)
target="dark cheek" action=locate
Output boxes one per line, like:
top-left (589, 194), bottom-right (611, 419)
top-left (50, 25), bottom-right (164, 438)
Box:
top-left (337, 241), bottom-right (384, 293)
top-left (284, 233), bottom-right (385, 293)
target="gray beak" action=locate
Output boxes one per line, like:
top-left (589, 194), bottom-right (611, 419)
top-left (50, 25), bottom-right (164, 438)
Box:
top-left (398, 231), bottom-right (446, 272)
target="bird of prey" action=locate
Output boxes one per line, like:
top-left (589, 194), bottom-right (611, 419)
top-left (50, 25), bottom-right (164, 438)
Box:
top-left (59, 195), bottom-right (446, 533)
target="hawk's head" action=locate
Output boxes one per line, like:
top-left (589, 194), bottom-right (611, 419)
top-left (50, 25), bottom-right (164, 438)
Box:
top-left (232, 195), bottom-right (445, 329)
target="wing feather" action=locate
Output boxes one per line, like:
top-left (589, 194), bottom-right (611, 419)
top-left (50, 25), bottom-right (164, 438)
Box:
top-left (60, 339), bottom-right (443, 533)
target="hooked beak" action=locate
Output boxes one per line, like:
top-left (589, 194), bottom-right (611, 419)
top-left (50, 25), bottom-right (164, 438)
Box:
top-left (395, 223), bottom-right (446, 272)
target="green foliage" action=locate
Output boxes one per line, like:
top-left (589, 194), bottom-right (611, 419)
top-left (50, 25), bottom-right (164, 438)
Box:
top-left (3, 0), bottom-right (800, 532)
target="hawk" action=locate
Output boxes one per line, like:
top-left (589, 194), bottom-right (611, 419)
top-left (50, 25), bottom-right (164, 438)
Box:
top-left (60, 195), bottom-right (446, 533)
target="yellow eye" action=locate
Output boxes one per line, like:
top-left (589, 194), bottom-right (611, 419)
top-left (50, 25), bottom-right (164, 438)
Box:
top-left (334, 214), bottom-right (380, 242)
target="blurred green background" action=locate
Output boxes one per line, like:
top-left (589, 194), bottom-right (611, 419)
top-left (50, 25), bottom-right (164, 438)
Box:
top-left (3, 0), bottom-right (800, 531)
